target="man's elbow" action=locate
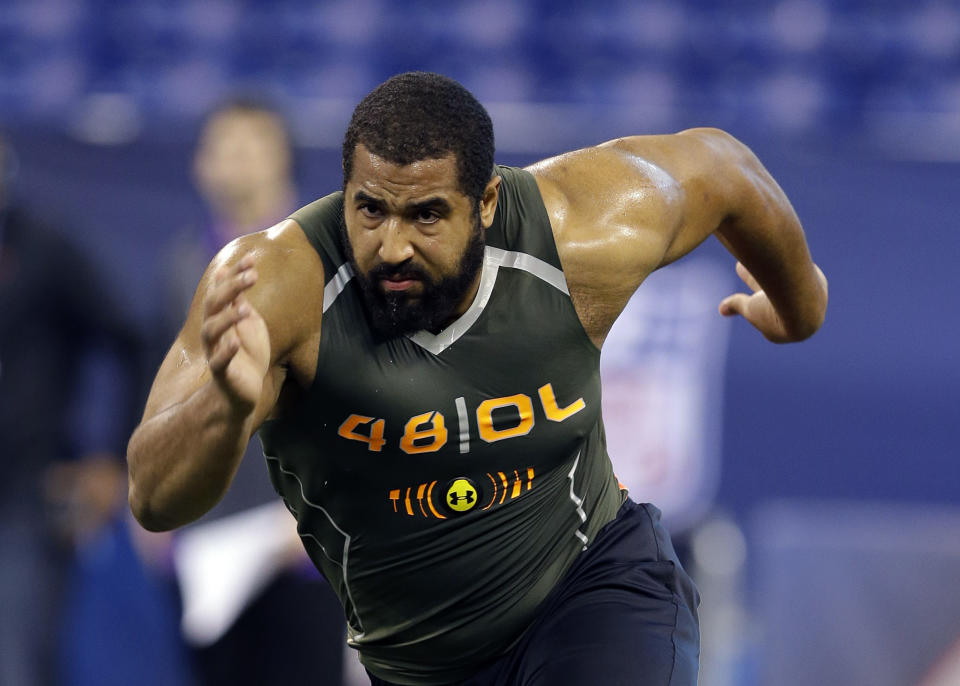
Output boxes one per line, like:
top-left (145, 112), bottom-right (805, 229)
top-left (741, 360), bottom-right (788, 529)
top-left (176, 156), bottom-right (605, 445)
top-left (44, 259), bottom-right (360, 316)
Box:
top-left (785, 270), bottom-right (829, 342)
top-left (785, 312), bottom-right (825, 342)
top-left (798, 303), bottom-right (828, 341)
top-left (128, 482), bottom-right (177, 532)
top-left (126, 450), bottom-right (179, 532)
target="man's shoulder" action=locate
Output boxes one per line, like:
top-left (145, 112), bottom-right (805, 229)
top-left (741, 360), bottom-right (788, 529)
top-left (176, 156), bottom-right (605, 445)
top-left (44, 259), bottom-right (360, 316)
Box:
top-left (219, 221), bottom-right (325, 362)
top-left (233, 219), bottom-right (324, 280)
top-left (215, 220), bottom-right (326, 319)
top-left (289, 191), bottom-right (344, 228)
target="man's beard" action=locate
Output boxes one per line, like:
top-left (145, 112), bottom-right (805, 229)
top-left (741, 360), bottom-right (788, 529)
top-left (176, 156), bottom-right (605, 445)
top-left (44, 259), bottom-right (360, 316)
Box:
top-left (343, 215), bottom-right (486, 339)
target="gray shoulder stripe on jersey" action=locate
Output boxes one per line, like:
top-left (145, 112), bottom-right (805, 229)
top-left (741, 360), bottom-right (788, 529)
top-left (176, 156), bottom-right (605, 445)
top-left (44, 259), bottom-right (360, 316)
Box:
top-left (407, 246), bottom-right (570, 355)
top-left (323, 262), bottom-right (355, 313)
top-left (322, 248), bottom-right (566, 320)
top-left (407, 246), bottom-right (500, 354)
top-left (487, 246), bottom-right (569, 295)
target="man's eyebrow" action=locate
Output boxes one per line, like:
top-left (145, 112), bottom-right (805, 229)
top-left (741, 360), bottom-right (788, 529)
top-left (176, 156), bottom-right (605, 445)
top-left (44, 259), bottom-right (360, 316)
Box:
top-left (351, 191), bottom-right (453, 214)
top-left (406, 196), bottom-right (452, 214)
top-left (353, 190), bottom-right (383, 205)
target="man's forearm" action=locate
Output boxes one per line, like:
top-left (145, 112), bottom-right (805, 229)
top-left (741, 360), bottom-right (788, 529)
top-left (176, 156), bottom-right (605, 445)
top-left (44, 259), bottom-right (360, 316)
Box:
top-left (717, 214), bottom-right (827, 341)
top-left (127, 381), bottom-right (253, 531)
top-left (716, 141), bottom-right (828, 341)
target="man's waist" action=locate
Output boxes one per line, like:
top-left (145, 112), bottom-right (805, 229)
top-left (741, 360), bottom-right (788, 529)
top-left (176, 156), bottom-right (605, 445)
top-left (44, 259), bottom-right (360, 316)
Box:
top-left (344, 470), bottom-right (623, 684)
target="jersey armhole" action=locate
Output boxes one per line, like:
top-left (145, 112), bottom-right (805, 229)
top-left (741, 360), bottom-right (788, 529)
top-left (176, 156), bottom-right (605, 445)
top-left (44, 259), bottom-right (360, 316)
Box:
top-left (285, 194), bottom-right (354, 397)
top-left (495, 165), bottom-right (600, 355)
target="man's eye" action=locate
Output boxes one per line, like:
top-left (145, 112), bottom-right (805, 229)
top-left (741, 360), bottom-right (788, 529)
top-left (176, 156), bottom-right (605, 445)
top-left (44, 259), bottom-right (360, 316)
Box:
top-left (417, 210), bottom-right (440, 224)
top-left (359, 204), bottom-right (382, 218)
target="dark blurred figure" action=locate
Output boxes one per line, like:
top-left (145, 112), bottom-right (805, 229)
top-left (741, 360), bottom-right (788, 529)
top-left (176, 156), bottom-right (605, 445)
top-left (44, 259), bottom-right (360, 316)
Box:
top-left (154, 99), bottom-right (345, 686)
top-left (0, 133), bottom-right (138, 685)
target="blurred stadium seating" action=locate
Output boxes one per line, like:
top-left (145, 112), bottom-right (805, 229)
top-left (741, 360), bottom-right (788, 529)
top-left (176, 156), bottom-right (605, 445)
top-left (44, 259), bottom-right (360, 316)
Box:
top-left (2, 0), bottom-right (959, 155)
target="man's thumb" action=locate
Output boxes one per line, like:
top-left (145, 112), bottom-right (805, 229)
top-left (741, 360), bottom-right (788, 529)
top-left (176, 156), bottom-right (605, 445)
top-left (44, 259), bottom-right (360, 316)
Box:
top-left (719, 293), bottom-right (747, 317)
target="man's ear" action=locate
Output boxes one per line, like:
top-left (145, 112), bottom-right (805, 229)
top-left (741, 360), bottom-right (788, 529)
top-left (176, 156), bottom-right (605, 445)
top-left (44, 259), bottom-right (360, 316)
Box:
top-left (480, 175), bottom-right (502, 228)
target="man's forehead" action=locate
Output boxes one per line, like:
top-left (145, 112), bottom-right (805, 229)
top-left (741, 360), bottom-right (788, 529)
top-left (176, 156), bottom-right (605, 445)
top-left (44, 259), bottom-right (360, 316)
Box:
top-left (348, 144), bottom-right (461, 198)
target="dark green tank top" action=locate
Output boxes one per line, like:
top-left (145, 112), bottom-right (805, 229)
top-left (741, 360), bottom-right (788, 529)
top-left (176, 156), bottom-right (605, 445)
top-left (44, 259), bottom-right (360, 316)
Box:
top-left (259, 166), bottom-right (623, 685)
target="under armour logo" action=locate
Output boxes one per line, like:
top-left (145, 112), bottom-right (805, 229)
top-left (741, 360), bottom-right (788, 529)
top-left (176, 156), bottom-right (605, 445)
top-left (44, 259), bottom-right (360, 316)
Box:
top-left (449, 491), bottom-right (475, 505)
top-left (445, 477), bottom-right (479, 513)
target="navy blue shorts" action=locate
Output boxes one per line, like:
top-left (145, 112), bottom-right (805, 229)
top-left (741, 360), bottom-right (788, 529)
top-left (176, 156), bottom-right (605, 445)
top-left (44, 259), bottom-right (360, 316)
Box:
top-left (369, 499), bottom-right (700, 686)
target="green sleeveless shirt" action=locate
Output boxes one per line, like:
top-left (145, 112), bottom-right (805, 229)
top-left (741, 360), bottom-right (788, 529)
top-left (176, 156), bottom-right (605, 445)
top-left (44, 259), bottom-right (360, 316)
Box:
top-left (259, 166), bottom-right (624, 685)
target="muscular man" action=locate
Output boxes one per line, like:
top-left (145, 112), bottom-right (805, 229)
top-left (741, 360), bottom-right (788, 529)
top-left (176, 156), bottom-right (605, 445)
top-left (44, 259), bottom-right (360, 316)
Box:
top-left (128, 72), bottom-right (827, 686)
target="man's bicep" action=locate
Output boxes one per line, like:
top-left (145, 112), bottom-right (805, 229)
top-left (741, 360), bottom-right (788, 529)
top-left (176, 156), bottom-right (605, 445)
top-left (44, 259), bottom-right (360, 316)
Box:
top-left (140, 316), bottom-right (281, 437)
top-left (529, 143), bottom-right (677, 231)
top-left (140, 330), bottom-right (210, 421)
top-left (141, 242), bottom-right (265, 424)
top-left (528, 144), bottom-right (680, 287)
top-left (140, 241), bottom-right (233, 418)
top-left (143, 225), bottom-right (320, 426)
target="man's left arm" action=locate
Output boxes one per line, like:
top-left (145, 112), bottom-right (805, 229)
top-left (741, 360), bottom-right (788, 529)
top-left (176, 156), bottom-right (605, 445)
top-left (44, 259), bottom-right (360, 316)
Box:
top-left (528, 127), bottom-right (827, 346)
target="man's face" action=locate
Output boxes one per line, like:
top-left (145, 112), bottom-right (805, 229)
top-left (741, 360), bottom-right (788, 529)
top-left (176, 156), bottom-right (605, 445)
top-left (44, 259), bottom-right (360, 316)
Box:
top-left (343, 144), bottom-right (499, 338)
top-left (193, 110), bottom-right (291, 208)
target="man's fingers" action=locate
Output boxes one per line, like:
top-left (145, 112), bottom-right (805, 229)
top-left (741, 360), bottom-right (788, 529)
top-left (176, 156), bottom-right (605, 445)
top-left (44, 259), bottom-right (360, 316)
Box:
top-left (735, 262), bottom-right (761, 292)
top-left (212, 252), bottom-right (254, 282)
top-left (204, 268), bottom-right (258, 318)
top-left (204, 256), bottom-right (258, 317)
top-left (200, 300), bottom-right (251, 350)
top-left (719, 293), bottom-right (748, 317)
top-left (207, 329), bottom-right (240, 374)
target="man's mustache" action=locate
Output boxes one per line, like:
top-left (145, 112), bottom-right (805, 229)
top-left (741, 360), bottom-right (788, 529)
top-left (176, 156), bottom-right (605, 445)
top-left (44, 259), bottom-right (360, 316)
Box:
top-left (367, 261), bottom-right (431, 284)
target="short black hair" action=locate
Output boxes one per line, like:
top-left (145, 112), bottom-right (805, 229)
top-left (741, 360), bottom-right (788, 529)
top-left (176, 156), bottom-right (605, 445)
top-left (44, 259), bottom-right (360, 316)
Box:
top-left (342, 72), bottom-right (495, 205)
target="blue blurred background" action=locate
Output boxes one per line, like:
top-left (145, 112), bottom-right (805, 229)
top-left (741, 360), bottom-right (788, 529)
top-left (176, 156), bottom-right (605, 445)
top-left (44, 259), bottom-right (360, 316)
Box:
top-left (1, 1), bottom-right (959, 685)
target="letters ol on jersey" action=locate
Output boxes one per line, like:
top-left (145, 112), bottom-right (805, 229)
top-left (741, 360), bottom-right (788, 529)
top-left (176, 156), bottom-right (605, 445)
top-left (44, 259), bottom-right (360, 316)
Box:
top-left (337, 383), bottom-right (584, 455)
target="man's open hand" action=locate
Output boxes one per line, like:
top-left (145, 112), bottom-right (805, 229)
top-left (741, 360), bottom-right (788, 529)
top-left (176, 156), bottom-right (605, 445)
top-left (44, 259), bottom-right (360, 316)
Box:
top-left (719, 261), bottom-right (827, 343)
top-left (201, 252), bottom-right (270, 412)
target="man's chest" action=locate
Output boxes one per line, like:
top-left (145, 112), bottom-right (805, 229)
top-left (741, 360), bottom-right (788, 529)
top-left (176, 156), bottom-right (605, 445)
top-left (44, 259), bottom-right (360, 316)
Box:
top-left (310, 309), bottom-right (598, 470)
top-left (267, 324), bottom-right (600, 532)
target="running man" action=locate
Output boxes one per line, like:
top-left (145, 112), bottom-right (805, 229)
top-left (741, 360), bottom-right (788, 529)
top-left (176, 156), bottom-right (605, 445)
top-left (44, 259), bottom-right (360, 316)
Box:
top-left (128, 72), bottom-right (827, 686)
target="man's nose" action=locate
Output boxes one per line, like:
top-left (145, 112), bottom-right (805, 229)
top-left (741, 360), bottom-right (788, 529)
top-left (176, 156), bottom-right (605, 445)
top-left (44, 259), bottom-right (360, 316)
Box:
top-left (378, 217), bottom-right (415, 264)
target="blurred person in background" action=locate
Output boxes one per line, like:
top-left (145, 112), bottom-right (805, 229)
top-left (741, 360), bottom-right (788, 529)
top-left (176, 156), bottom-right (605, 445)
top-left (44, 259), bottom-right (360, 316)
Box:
top-left (158, 98), bottom-right (299, 344)
top-left (0, 132), bottom-right (138, 685)
top-left (129, 73), bottom-right (828, 686)
top-left (153, 98), bottom-right (345, 686)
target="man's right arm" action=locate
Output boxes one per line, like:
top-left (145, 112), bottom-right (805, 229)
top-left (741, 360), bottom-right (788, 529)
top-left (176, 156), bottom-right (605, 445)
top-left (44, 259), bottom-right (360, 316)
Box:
top-left (127, 227), bottom-right (317, 531)
top-left (530, 128), bottom-right (827, 347)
